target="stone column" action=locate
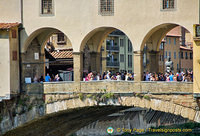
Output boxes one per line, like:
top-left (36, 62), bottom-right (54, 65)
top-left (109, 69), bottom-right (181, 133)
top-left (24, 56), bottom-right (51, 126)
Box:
top-left (101, 56), bottom-right (107, 74)
top-left (133, 51), bottom-right (143, 82)
top-left (149, 51), bottom-right (159, 73)
top-left (90, 52), bottom-right (101, 73)
top-left (193, 40), bottom-right (200, 95)
top-left (21, 38), bottom-right (45, 85)
top-left (96, 52), bottom-right (101, 73)
top-left (73, 52), bottom-right (83, 82)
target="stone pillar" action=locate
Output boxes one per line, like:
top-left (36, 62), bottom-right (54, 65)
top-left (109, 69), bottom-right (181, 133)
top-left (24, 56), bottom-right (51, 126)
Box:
top-left (101, 57), bottom-right (107, 74)
top-left (193, 40), bottom-right (200, 95)
top-left (90, 52), bottom-right (101, 73)
top-left (133, 51), bottom-right (143, 82)
top-left (149, 51), bottom-right (159, 73)
top-left (73, 52), bottom-right (83, 82)
top-left (21, 38), bottom-right (45, 85)
top-left (96, 52), bottom-right (101, 73)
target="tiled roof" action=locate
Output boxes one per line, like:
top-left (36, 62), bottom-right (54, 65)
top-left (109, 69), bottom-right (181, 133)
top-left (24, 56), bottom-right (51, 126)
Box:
top-left (166, 26), bottom-right (181, 37)
top-left (180, 46), bottom-right (193, 51)
top-left (0, 23), bottom-right (20, 29)
top-left (50, 48), bottom-right (73, 59)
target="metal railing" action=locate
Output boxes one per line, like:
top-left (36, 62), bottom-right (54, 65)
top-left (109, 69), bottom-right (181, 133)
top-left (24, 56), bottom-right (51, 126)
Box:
top-left (106, 61), bottom-right (119, 67)
top-left (106, 45), bottom-right (119, 51)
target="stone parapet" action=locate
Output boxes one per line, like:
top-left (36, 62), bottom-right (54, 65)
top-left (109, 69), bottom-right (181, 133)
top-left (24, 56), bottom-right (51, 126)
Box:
top-left (42, 81), bottom-right (193, 94)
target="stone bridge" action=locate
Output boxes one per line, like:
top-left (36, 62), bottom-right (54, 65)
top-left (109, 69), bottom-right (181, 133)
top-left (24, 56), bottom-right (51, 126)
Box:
top-left (3, 81), bottom-right (200, 136)
top-left (43, 81), bottom-right (199, 121)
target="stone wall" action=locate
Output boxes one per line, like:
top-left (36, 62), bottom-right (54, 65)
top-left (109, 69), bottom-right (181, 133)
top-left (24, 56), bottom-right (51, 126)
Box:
top-left (0, 94), bottom-right (44, 135)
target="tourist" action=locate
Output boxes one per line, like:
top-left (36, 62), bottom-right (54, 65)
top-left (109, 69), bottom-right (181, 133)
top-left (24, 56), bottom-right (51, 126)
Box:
top-left (33, 75), bottom-right (38, 83)
top-left (169, 73), bottom-right (174, 81)
top-left (39, 76), bottom-right (44, 83)
top-left (45, 73), bottom-right (51, 82)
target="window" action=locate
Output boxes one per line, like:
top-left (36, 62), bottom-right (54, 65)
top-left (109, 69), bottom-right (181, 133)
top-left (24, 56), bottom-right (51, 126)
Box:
top-left (42, 0), bottom-right (53, 14)
top-left (99, 0), bottom-right (114, 16)
top-left (128, 55), bottom-right (132, 68)
top-left (181, 52), bottom-right (184, 59)
top-left (177, 64), bottom-right (179, 70)
top-left (165, 38), bottom-right (168, 44)
top-left (128, 40), bottom-right (132, 52)
top-left (174, 38), bottom-right (176, 45)
top-left (120, 54), bottom-right (124, 62)
top-left (128, 70), bottom-right (132, 73)
top-left (57, 32), bottom-right (66, 45)
top-left (169, 51), bottom-right (171, 58)
top-left (174, 52), bottom-right (176, 59)
top-left (190, 52), bottom-right (193, 59)
top-left (120, 39), bottom-right (124, 47)
top-left (168, 38), bottom-right (171, 45)
top-left (12, 30), bottom-right (17, 38)
top-left (160, 43), bottom-right (164, 50)
top-left (185, 52), bottom-right (188, 59)
top-left (163, 0), bottom-right (175, 9)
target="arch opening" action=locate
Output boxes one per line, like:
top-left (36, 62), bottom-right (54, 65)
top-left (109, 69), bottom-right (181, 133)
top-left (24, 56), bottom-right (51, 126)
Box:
top-left (22, 28), bottom-right (74, 85)
top-left (79, 27), bottom-right (135, 81)
top-left (141, 24), bottom-right (193, 82)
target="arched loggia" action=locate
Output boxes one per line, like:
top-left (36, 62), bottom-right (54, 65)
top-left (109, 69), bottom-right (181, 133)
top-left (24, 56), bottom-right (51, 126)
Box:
top-left (140, 23), bottom-right (193, 81)
top-left (21, 28), bottom-right (73, 85)
top-left (76, 27), bottom-right (134, 82)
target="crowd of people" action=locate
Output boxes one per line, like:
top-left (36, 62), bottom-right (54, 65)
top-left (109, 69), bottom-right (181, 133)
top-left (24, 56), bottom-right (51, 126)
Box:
top-left (143, 70), bottom-right (193, 82)
top-left (33, 73), bottom-right (63, 83)
top-left (33, 70), bottom-right (193, 83)
top-left (83, 71), bottom-right (134, 81)
top-left (82, 70), bottom-right (193, 82)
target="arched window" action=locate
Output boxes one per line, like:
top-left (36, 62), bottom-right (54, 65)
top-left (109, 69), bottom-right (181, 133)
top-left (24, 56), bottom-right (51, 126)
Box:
top-left (99, 0), bottom-right (114, 16)
top-left (163, 0), bottom-right (175, 9)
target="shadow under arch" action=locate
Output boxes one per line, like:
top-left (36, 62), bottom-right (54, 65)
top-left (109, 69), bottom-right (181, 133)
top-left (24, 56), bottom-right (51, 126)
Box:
top-left (23, 27), bottom-right (73, 54)
top-left (140, 23), bottom-right (192, 52)
top-left (4, 106), bottom-right (128, 136)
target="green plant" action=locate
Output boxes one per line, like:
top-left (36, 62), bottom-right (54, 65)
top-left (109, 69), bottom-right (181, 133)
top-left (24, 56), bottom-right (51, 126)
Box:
top-left (78, 93), bottom-right (84, 101)
top-left (92, 95), bottom-right (97, 101)
top-left (28, 105), bottom-right (33, 111)
top-left (135, 93), bottom-right (143, 98)
top-left (103, 89), bottom-right (107, 93)
top-left (144, 95), bottom-right (151, 101)
top-left (47, 96), bottom-right (53, 103)
top-left (18, 98), bottom-right (26, 106)
top-left (86, 94), bottom-right (93, 98)
top-left (105, 92), bottom-right (114, 99)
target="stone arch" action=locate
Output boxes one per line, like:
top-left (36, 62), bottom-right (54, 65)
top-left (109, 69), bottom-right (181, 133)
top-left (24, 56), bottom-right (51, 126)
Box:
top-left (77, 26), bottom-right (135, 75)
top-left (79, 26), bottom-right (134, 53)
top-left (140, 23), bottom-right (192, 73)
top-left (140, 23), bottom-right (192, 51)
top-left (4, 96), bottom-right (199, 136)
top-left (22, 27), bottom-right (73, 53)
top-left (21, 27), bottom-right (73, 84)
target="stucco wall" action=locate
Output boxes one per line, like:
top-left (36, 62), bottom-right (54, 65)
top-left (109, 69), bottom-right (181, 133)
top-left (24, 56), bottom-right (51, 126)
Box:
top-left (21, 0), bottom-right (199, 52)
top-left (0, 31), bottom-right (10, 97)
top-left (0, 0), bottom-right (21, 23)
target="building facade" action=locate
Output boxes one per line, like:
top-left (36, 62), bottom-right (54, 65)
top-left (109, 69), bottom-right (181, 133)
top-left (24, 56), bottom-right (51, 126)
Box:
top-left (101, 31), bottom-right (134, 74)
top-left (158, 26), bottom-right (193, 73)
